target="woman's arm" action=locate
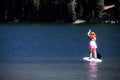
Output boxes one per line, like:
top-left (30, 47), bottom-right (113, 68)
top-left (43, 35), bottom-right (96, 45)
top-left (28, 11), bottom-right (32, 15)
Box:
top-left (87, 30), bottom-right (91, 37)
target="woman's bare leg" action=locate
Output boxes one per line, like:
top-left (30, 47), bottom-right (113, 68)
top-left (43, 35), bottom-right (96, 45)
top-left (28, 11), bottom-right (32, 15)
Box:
top-left (93, 48), bottom-right (97, 59)
top-left (89, 49), bottom-right (92, 59)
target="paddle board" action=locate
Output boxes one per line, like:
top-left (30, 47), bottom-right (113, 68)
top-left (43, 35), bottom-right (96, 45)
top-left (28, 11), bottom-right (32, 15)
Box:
top-left (83, 57), bottom-right (102, 62)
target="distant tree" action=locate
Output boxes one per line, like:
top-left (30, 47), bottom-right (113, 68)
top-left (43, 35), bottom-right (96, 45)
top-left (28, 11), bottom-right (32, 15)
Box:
top-left (38, 0), bottom-right (54, 22)
top-left (38, 0), bottom-right (73, 23)
top-left (104, 0), bottom-right (116, 5)
top-left (22, 0), bottom-right (36, 22)
top-left (12, 0), bottom-right (23, 22)
top-left (6, 0), bottom-right (14, 22)
top-left (0, 0), bottom-right (110, 23)
top-left (95, 0), bottom-right (104, 18)
top-left (75, 0), bottom-right (87, 20)
top-left (115, 0), bottom-right (120, 21)
top-left (86, 0), bottom-right (104, 21)
top-left (33, 0), bottom-right (40, 21)
top-left (58, 0), bottom-right (73, 22)
top-left (0, 0), bottom-right (6, 22)
top-left (75, 0), bottom-right (104, 21)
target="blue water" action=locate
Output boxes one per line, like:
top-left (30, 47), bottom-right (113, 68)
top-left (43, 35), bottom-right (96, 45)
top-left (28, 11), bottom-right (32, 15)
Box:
top-left (0, 24), bottom-right (120, 80)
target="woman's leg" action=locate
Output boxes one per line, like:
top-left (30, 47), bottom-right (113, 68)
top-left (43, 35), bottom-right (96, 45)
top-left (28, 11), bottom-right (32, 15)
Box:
top-left (93, 48), bottom-right (97, 59)
top-left (89, 49), bottom-right (92, 59)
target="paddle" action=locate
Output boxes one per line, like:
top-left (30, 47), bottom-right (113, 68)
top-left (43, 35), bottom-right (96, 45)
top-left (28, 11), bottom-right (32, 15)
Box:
top-left (97, 52), bottom-right (101, 59)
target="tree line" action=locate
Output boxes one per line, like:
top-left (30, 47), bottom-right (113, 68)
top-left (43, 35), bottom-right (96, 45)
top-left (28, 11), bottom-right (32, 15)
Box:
top-left (0, 0), bottom-right (119, 23)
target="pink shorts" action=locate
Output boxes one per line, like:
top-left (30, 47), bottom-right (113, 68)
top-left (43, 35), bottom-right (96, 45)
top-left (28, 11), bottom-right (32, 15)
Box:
top-left (88, 44), bottom-right (97, 49)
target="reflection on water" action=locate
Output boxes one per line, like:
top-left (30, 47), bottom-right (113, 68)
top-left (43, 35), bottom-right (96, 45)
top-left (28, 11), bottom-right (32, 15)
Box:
top-left (88, 62), bottom-right (98, 80)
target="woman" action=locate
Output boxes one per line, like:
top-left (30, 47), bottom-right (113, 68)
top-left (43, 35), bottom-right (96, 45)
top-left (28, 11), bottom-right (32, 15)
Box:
top-left (87, 30), bottom-right (97, 59)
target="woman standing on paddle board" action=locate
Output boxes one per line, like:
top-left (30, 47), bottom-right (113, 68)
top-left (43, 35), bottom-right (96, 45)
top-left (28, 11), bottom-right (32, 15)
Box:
top-left (87, 30), bottom-right (97, 59)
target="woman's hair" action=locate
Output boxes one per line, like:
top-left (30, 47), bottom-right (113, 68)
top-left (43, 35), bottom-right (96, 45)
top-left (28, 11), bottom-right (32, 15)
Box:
top-left (89, 32), bottom-right (96, 39)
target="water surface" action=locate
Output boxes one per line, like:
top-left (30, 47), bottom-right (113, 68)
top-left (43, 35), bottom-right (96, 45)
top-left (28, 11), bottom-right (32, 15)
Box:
top-left (0, 24), bottom-right (120, 80)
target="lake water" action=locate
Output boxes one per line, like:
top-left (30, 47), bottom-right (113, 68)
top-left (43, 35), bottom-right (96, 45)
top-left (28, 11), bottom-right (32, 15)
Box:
top-left (0, 24), bottom-right (120, 80)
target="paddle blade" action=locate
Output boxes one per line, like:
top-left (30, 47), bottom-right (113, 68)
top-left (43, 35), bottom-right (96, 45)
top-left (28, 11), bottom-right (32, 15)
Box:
top-left (97, 52), bottom-right (101, 59)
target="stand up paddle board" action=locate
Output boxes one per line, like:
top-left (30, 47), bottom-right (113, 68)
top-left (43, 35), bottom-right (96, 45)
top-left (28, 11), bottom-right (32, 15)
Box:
top-left (83, 57), bottom-right (102, 62)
